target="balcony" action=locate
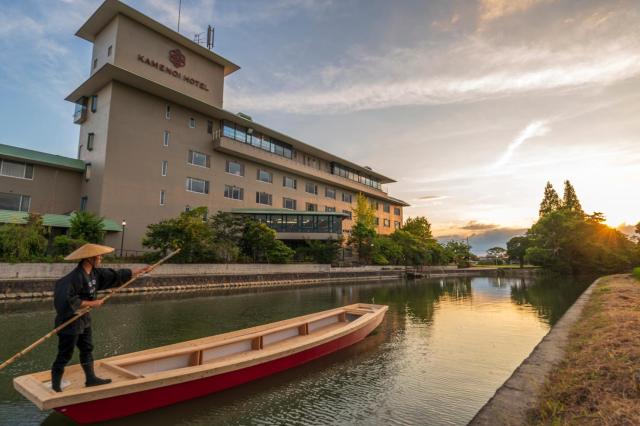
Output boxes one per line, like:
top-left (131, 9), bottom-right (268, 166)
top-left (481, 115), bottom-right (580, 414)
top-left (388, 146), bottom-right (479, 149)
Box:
top-left (73, 98), bottom-right (88, 124)
top-left (213, 134), bottom-right (391, 199)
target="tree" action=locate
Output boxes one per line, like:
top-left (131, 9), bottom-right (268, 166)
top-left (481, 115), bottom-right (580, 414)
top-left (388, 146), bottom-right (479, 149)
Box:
top-left (402, 217), bottom-right (434, 243)
top-left (209, 211), bottom-right (245, 262)
top-left (539, 181), bottom-right (562, 217)
top-left (486, 246), bottom-right (507, 264)
top-left (634, 222), bottom-right (640, 243)
top-left (295, 239), bottom-right (342, 264)
top-left (239, 221), bottom-right (293, 263)
top-left (506, 236), bottom-right (531, 268)
top-left (562, 180), bottom-right (584, 216)
top-left (444, 240), bottom-right (472, 268)
top-left (0, 214), bottom-right (48, 261)
top-left (69, 211), bottom-right (105, 243)
top-left (348, 193), bottom-right (377, 263)
top-left (142, 207), bottom-right (214, 263)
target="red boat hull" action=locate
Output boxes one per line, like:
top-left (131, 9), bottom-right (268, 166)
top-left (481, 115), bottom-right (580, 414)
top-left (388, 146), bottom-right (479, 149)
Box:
top-left (55, 318), bottom-right (381, 424)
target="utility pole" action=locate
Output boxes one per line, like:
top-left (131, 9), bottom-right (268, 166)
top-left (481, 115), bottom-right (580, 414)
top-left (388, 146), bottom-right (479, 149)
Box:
top-left (177, 0), bottom-right (182, 33)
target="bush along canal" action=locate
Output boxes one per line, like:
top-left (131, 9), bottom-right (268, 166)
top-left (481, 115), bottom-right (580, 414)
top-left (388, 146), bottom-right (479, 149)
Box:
top-left (0, 274), bottom-right (591, 425)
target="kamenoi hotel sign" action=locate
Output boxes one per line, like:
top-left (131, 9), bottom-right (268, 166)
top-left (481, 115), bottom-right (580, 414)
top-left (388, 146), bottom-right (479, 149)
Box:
top-left (137, 49), bottom-right (209, 91)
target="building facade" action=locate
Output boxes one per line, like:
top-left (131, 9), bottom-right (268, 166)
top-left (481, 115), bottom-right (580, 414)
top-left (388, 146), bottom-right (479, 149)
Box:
top-left (1, 0), bottom-right (408, 252)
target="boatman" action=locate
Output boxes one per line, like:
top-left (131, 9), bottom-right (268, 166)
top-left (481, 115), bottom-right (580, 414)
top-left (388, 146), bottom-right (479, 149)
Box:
top-left (51, 243), bottom-right (150, 392)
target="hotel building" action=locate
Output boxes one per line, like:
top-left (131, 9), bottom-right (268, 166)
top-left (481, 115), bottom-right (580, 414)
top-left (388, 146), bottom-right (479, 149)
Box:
top-left (0, 0), bottom-right (408, 252)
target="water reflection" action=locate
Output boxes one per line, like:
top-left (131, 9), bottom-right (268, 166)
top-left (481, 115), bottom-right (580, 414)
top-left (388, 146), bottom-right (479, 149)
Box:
top-left (0, 274), bottom-right (591, 426)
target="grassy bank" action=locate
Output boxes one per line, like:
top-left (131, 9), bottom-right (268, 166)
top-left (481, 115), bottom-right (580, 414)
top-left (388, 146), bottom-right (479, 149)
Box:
top-left (529, 274), bottom-right (640, 425)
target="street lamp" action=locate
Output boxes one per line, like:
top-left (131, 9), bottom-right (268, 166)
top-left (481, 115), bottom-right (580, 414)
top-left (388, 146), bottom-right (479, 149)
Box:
top-left (120, 219), bottom-right (127, 258)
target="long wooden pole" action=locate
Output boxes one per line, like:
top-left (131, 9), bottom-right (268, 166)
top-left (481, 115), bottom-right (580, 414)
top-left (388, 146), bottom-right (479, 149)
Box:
top-left (0, 249), bottom-right (180, 371)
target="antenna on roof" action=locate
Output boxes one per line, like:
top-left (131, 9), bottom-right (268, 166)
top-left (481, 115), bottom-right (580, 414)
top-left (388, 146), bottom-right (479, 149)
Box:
top-left (206, 25), bottom-right (215, 49)
top-left (177, 0), bottom-right (182, 33)
top-left (193, 25), bottom-right (215, 50)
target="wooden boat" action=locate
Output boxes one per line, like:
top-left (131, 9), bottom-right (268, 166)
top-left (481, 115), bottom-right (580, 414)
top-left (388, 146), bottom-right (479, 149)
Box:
top-left (14, 303), bottom-right (387, 424)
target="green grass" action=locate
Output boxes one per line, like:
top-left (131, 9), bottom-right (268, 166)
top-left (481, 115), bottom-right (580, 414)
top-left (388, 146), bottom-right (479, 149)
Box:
top-left (633, 267), bottom-right (640, 281)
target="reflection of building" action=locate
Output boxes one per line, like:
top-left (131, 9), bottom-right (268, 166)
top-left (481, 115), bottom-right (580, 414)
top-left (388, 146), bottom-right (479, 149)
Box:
top-left (0, 0), bottom-right (408, 251)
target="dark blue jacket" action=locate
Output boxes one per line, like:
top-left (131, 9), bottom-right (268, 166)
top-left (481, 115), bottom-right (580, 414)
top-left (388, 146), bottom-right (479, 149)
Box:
top-left (53, 264), bottom-right (132, 334)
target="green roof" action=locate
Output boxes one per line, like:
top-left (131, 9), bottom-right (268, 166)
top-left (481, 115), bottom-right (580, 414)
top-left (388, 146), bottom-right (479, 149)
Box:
top-left (0, 210), bottom-right (122, 231)
top-left (0, 144), bottom-right (85, 172)
top-left (232, 208), bottom-right (349, 217)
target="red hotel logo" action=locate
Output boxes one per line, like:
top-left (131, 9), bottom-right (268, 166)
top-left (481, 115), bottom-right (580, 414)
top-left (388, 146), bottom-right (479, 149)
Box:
top-left (137, 52), bottom-right (209, 92)
top-left (168, 49), bottom-right (186, 68)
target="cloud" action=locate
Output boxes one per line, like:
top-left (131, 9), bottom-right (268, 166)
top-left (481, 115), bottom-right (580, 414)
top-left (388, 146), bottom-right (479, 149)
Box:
top-left (478, 0), bottom-right (550, 24)
top-left (493, 120), bottom-right (550, 168)
top-left (227, 38), bottom-right (640, 114)
top-left (460, 221), bottom-right (499, 231)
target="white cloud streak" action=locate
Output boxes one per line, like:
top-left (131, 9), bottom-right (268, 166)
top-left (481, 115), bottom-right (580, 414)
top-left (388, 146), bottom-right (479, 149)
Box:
top-left (493, 120), bottom-right (550, 168)
top-left (227, 39), bottom-right (640, 114)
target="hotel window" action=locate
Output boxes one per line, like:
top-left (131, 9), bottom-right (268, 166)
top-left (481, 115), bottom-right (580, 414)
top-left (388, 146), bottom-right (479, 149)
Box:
top-left (0, 159), bottom-right (34, 179)
top-left (163, 130), bottom-right (170, 146)
top-left (394, 207), bottom-right (401, 215)
top-left (342, 209), bottom-right (352, 219)
top-left (325, 187), bottom-right (336, 199)
top-left (85, 163), bottom-right (91, 181)
top-left (207, 120), bottom-right (213, 135)
top-left (370, 200), bottom-right (379, 210)
top-left (189, 117), bottom-right (196, 128)
top-left (161, 160), bottom-right (168, 176)
top-left (325, 206), bottom-right (336, 212)
top-left (283, 197), bottom-right (297, 210)
top-left (0, 160), bottom-right (33, 179)
top-left (383, 219), bottom-right (390, 227)
top-left (221, 121), bottom-right (293, 159)
top-left (256, 191), bottom-right (272, 205)
top-left (225, 160), bottom-right (244, 176)
top-left (188, 150), bottom-right (210, 168)
top-left (394, 221), bottom-right (401, 229)
top-left (306, 203), bottom-right (317, 212)
top-left (165, 105), bottom-right (171, 119)
top-left (224, 185), bottom-right (244, 200)
top-left (90, 95), bottom-right (98, 113)
top-left (283, 176), bottom-right (297, 189)
top-left (87, 133), bottom-right (94, 151)
top-left (107, 45), bottom-right (112, 57)
top-left (305, 182), bottom-right (318, 195)
top-left (0, 192), bottom-right (30, 212)
top-left (160, 190), bottom-right (166, 206)
top-left (375, 217), bottom-right (380, 225)
top-left (342, 192), bottom-right (352, 203)
top-left (80, 196), bottom-right (88, 211)
top-left (93, 58), bottom-right (97, 69)
top-left (383, 203), bottom-right (390, 213)
top-left (186, 177), bottom-right (209, 194)
top-left (257, 169), bottom-right (273, 183)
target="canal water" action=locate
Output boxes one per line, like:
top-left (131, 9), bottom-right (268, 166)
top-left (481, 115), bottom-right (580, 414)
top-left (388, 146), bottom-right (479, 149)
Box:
top-left (0, 274), bottom-right (591, 425)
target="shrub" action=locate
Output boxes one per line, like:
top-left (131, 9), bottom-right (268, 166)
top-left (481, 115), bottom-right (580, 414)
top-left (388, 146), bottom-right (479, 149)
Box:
top-left (0, 214), bottom-right (48, 262)
top-left (52, 235), bottom-right (86, 257)
top-left (69, 211), bottom-right (106, 243)
top-left (633, 267), bottom-right (640, 281)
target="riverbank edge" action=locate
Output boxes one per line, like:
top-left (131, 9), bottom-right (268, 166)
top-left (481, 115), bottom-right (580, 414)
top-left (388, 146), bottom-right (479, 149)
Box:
top-left (469, 275), bottom-right (602, 425)
top-left (0, 269), bottom-right (535, 301)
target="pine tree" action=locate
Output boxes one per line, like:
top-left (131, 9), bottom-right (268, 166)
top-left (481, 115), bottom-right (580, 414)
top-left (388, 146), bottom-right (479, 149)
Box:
top-left (538, 181), bottom-right (562, 217)
top-left (562, 180), bottom-right (584, 215)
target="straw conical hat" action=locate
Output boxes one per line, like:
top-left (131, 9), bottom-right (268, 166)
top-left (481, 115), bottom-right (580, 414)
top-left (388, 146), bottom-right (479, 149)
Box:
top-left (64, 243), bottom-right (114, 261)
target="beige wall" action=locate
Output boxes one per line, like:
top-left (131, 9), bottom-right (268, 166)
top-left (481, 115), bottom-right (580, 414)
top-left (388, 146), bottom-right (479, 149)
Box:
top-left (113, 15), bottom-right (225, 108)
top-left (78, 83), bottom-right (114, 213)
top-left (90, 15), bottom-right (118, 75)
top-left (0, 161), bottom-right (81, 214)
top-left (87, 83), bottom-right (403, 250)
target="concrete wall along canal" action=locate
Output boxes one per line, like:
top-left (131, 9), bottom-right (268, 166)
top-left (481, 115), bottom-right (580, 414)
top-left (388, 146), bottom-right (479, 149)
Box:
top-left (0, 263), bottom-right (409, 300)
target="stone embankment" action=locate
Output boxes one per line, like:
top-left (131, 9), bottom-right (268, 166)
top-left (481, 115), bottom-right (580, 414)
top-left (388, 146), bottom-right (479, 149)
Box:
top-left (0, 263), bottom-right (537, 300)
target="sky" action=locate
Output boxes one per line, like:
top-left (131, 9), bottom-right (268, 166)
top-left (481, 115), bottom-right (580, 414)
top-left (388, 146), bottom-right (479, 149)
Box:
top-left (1, 0), bottom-right (639, 253)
